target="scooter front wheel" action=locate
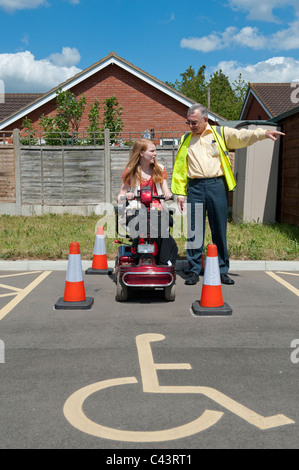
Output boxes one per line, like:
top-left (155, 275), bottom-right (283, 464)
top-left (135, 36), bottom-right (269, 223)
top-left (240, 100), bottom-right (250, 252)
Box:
top-left (116, 274), bottom-right (128, 302)
top-left (164, 283), bottom-right (176, 301)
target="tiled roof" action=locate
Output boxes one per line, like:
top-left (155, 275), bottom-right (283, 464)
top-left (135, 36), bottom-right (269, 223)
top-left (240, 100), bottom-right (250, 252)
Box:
top-left (250, 83), bottom-right (297, 117)
top-left (0, 93), bottom-right (44, 121)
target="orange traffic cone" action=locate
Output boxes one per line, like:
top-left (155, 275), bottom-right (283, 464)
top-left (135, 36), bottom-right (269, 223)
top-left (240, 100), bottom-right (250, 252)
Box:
top-left (192, 244), bottom-right (232, 316)
top-left (55, 242), bottom-right (94, 310)
top-left (86, 226), bottom-right (113, 275)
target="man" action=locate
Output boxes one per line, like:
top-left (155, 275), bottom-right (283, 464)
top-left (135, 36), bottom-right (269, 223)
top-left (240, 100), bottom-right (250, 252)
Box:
top-left (171, 103), bottom-right (284, 286)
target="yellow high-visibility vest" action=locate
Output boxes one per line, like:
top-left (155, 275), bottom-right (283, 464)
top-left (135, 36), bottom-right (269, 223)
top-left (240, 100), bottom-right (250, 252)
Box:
top-left (171, 126), bottom-right (237, 195)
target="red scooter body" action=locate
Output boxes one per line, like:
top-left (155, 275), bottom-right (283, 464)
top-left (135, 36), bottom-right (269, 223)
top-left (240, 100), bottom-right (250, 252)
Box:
top-left (114, 187), bottom-right (176, 302)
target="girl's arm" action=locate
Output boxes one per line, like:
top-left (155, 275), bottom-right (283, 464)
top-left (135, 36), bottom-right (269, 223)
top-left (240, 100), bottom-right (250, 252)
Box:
top-left (117, 182), bottom-right (134, 203)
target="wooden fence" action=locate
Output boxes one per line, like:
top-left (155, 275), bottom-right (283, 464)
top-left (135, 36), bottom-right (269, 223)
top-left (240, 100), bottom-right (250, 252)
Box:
top-left (0, 129), bottom-right (177, 214)
top-left (0, 143), bottom-right (15, 203)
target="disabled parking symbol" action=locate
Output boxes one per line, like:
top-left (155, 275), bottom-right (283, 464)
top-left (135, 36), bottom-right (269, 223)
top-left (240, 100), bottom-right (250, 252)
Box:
top-left (63, 333), bottom-right (294, 442)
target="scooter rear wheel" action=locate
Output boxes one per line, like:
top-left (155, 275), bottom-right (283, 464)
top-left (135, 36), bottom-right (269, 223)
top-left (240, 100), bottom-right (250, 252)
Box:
top-left (164, 283), bottom-right (176, 301)
top-left (116, 274), bottom-right (128, 302)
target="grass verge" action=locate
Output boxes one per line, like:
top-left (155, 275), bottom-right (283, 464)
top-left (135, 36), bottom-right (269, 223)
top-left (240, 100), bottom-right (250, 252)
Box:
top-left (0, 213), bottom-right (298, 261)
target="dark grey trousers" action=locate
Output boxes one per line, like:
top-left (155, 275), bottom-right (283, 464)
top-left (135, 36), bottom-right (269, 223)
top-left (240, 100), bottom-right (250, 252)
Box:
top-left (186, 176), bottom-right (229, 275)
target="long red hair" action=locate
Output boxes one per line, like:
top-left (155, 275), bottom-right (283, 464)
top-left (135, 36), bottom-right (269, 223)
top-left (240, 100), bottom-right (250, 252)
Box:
top-left (123, 139), bottom-right (164, 186)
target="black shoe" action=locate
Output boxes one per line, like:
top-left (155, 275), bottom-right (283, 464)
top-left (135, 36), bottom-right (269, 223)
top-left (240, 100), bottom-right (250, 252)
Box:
top-left (185, 273), bottom-right (200, 285)
top-left (184, 266), bottom-right (204, 276)
top-left (221, 273), bottom-right (235, 285)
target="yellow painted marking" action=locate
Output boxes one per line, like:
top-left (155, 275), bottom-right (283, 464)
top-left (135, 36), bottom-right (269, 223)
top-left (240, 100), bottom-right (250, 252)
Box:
top-left (64, 333), bottom-right (294, 442)
top-left (0, 271), bottom-right (52, 321)
top-left (266, 271), bottom-right (299, 297)
top-left (136, 333), bottom-right (191, 393)
top-left (276, 272), bottom-right (299, 277)
top-left (63, 377), bottom-right (222, 443)
top-left (0, 292), bottom-right (21, 299)
top-left (0, 283), bottom-right (23, 292)
top-left (0, 271), bottom-right (43, 279)
top-left (136, 334), bottom-right (294, 430)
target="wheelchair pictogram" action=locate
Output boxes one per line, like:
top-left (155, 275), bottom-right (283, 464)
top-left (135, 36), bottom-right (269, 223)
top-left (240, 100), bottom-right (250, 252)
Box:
top-left (63, 333), bottom-right (294, 442)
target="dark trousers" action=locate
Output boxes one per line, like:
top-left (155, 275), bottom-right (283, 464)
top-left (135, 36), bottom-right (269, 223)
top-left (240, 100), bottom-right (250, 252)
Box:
top-left (187, 176), bottom-right (229, 275)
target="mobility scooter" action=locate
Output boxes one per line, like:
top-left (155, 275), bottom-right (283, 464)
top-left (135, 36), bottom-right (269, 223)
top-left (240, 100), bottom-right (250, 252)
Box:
top-left (114, 186), bottom-right (176, 302)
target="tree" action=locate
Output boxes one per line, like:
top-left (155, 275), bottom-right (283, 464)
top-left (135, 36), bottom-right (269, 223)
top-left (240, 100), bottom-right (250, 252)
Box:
top-left (207, 70), bottom-right (237, 120)
top-left (20, 117), bottom-right (37, 145)
top-left (166, 65), bottom-right (207, 106)
top-left (22, 93), bottom-right (124, 146)
top-left (56, 88), bottom-right (86, 133)
top-left (232, 74), bottom-right (249, 116)
top-left (86, 99), bottom-right (103, 145)
top-left (101, 96), bottom-right (123, 143)
top-left (40, 88), bottom-right (86, 145)
top-left (167, 66), bottom-right (249, 120)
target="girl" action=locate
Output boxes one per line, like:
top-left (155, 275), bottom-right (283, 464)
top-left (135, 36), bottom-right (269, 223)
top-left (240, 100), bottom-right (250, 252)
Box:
top-left (117, 138), bottom-right (172, 204)
top-left (117, 138), bottom-right (177, 265)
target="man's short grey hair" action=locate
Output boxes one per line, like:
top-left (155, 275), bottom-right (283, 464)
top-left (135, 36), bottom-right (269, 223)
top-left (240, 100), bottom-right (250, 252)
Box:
top-left (187, 103), bottom-right (208, 118)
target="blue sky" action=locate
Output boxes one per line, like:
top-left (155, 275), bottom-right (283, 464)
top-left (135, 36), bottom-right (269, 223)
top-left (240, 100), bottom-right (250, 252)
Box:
top-left (0, 0), bottom-right (299, 93)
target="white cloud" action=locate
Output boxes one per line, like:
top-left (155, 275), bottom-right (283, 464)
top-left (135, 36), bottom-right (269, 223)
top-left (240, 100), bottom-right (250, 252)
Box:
top-left (0, 0), bottom-right (79, 11)
top-left (181, 20), bottom-right (299, 52)
top-left (48, 47), bottom-right (81, 67)
top-left (271, 20), bottom-right (299, 49)
top-left (181, 26), bottom-right (267, 52)
top-left (0, 0), bottom-right (48, 12)
top-left (181, 33), bottom-right (225, 53)
top-left (228, 0), bottom-right (299, 22)
top-left (0, 49), bottom-right (82, 92)
top-left (234, 27), bottom-right (267, 49)
top-left (208, 57), bottom-right (299, 83)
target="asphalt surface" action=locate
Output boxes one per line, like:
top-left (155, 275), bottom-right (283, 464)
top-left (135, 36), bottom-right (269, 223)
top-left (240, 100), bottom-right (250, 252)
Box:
top-left (0, 263), bottom-right (298, 453)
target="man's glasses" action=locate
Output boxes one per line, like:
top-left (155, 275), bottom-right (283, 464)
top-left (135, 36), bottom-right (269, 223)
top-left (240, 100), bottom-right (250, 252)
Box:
top-left (185, 120), bottom-right (200, 126)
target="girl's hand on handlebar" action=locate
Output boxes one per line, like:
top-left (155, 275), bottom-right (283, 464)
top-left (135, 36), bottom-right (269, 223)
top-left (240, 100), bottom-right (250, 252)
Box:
top-left (117, 191), bottom-right (134, 203)
top-left (126, 191), bottom-right (135, 200)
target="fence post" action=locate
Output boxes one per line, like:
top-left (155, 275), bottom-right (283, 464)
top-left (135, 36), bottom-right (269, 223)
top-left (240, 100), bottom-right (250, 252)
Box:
top-left (13, 129), bottom-right (22, 214)
top-left (104, 128), bottom-right (111, 204)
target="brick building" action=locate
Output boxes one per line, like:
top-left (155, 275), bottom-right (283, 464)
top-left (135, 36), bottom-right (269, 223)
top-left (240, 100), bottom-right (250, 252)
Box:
top-left (0, 51), bottom-right (221, 135)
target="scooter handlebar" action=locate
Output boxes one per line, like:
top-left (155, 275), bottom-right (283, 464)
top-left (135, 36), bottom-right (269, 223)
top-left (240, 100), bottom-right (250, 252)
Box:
top-left (151, 194), bottom-right (174, 201)
top-left (118, 192), bottom-right (174, 203)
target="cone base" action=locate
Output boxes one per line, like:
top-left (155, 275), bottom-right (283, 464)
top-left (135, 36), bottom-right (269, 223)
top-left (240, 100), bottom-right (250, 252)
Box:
top-left (192, 301), bottom-right (232, 316)
top-left (54, 297), bottom-right (94, 310)
top-left (85, 267), bottom-right (113, 275)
